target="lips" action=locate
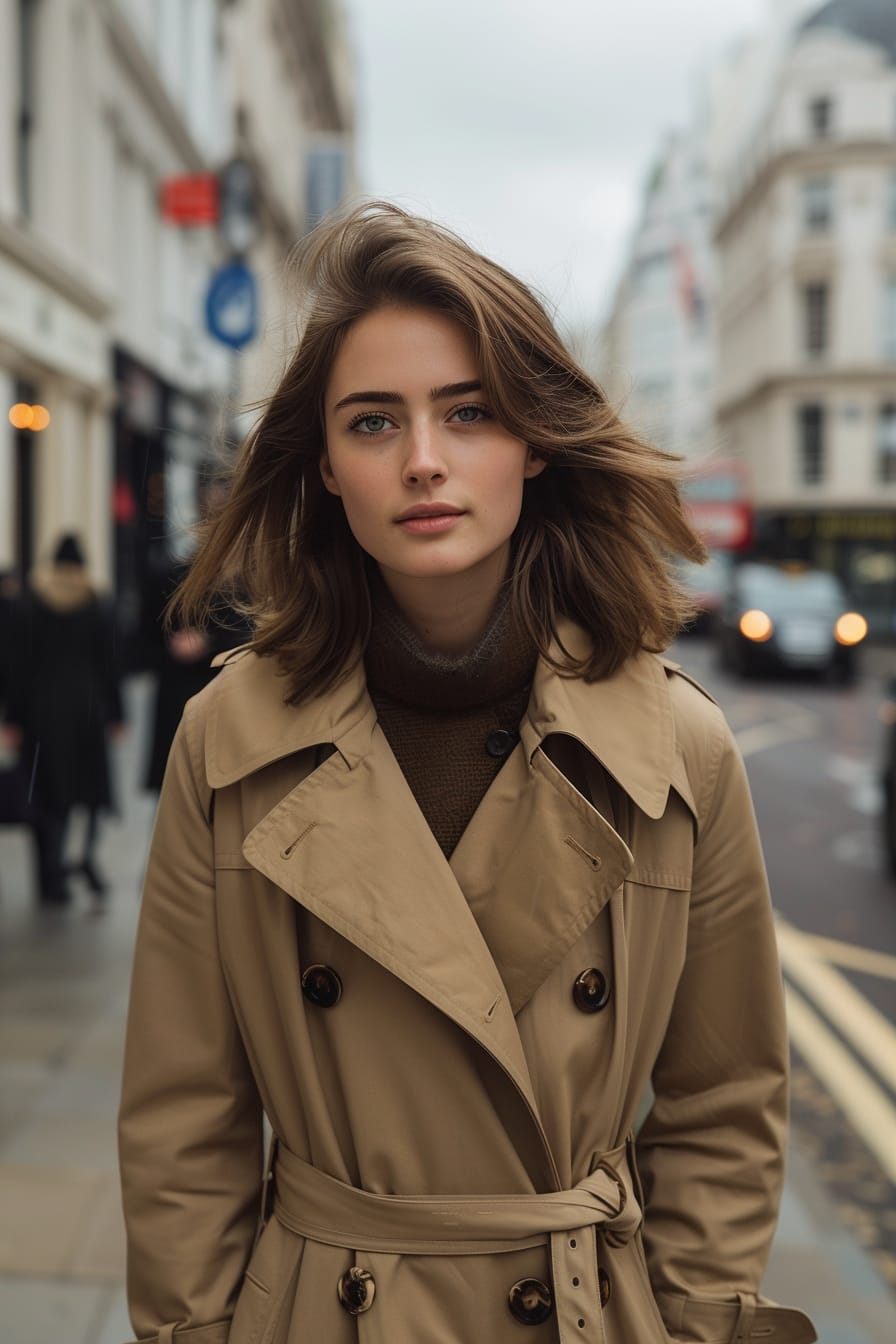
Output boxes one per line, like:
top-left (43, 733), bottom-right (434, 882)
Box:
top-left (395, 504), bottom-right (465, 522)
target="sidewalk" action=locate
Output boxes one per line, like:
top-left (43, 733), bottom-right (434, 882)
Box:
top-left (1, 676), bottom-right (894, 1343)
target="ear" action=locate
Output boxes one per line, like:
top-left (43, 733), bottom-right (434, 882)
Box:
top-left (319, 452), bottom-right (342, 496)
top-left (524, 448), bottom-right (547, 480)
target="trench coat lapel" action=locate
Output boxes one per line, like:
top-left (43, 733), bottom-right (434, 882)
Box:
top-left (240, 711), bottom-right (542, 1120)
top-left (449, 744), bottom-right (632, 1016)
top-left (449, 623), bottom-right (686, 1015)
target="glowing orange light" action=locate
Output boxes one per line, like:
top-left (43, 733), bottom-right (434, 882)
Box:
top-left (739, 609), bottom-right (774, 642)
top-left (834, 612), bottom-right (867, 646)
top-left (9, 403), bottom-right (34, 430)
top-left (29, 405), bottom-right (50, 431)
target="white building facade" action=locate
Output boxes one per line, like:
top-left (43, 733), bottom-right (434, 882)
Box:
top-left (714, 0), bottom-right (896, 627)
top-left (0, 0), bottom-right (355, 651)
top-left (599, 125), bottom-right (716, 461)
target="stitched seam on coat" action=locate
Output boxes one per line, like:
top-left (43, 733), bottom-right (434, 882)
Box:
top-left (627, 869), bottom-right (690, 890)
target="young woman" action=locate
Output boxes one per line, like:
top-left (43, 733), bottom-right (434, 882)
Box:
top-left (118, 203), bottom-right (816, 1344)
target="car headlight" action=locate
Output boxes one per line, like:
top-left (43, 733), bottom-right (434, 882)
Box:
top-left (739, 609), bottom-right (774, 642)
top-left (834, 612), bottom-right (868, 646)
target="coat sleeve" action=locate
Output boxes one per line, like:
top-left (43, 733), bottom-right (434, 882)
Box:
top-left (636, 705), bottom-right (816, 1344)
top-left (118, 698), bottom-right (263, 1344)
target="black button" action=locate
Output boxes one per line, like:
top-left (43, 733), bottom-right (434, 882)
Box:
top-left (572, 968), bottom-right (611, 1014)
top-left (301, 964), bottom-right (343, 1007)
top-left (337, 1266), bottom-right (376, 1314)
top-left (485, 729), bottom-right (516, 759)
top-left (599, 1267), bottom-right (611, 1307)
top-left (508, 1278), bottom-right (554, 1325)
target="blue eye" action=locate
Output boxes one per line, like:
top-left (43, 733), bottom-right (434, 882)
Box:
top-left (451, 403), bottom-right (490, 424)
top-left (347, 413), bottom-right (392, 434)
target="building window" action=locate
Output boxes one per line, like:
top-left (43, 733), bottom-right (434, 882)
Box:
top-left (883, 278), bottom-right (896, 360)
top-left (878, 404), bottom-right (896, 483)
top-left (798, 405), bottom-right (826, 485)
top-left (803, 283), bottom-right (829, 358)
top-left (808, 96), bottom-right (832, 139)
top-left (802, 176), bottom-right (832, 231)
top-left (16, 0), bottom-right (39, 218)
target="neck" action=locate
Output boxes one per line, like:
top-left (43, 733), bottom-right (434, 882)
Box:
top-left (377, 545), bottom-right (510, 657)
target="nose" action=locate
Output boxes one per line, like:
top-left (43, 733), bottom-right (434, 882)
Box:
top-left (402, 420), bottom-right (447, 486)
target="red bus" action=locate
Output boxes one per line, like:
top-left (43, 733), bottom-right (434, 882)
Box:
top-left (682, 457), bottom-right (753, 553)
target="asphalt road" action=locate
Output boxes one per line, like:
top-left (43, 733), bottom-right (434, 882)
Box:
top-left (672, 635), bottom-right (896, 1290)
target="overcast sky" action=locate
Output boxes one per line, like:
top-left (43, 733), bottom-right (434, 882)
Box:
top-left (343, 0), bottom-right (794, 335)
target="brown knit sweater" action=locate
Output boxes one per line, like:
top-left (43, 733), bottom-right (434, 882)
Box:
top-left (365, 584), bottom-right (537, 857)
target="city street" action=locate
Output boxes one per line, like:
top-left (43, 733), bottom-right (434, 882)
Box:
top-left (2, 657), bottom-right (896, 1342)
top-left (676, 637), bottom-right (896, 1305)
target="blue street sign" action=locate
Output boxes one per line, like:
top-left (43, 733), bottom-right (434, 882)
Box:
top-left (205, 261), bottom-right (258, 350)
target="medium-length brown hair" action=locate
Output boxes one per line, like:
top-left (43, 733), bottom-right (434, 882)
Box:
top-left (176, 200), bottom-right (706, 700)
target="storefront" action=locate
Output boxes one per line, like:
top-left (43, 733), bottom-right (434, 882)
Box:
top-left (0, 236), bottom-right (110, 584)
top-left (112, 347), bottom-right (213, 668)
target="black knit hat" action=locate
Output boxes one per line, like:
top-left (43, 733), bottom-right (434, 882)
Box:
top-left (53, 534), bottom-right (85, 566)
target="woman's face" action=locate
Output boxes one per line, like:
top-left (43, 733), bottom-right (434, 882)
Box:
top-left (321, 305), bottom-right (545, 595)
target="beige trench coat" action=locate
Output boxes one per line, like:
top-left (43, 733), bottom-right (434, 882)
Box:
top-left (119, 620), bottom-right (816, 1344)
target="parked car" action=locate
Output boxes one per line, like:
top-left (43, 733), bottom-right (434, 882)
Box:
top-left (716, 562), bottom-right (867, 681)
top-left (879, 679), bottom-right (896, 879)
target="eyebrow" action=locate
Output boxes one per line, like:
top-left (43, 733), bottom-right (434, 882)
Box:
top-left (332, 380), bottom-right (482, 413)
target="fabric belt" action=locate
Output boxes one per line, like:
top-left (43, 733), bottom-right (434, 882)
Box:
top-left (271, 1139), bottom-right (642, 1344)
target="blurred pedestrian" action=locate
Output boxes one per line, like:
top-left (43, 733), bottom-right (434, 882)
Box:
top-left (140, 480), bottom-right (251, 793)
top-left (2, 534), bottom-right (124, 906)
top-left (119, 205), bottom-right (816, 1344)
top-left (0, 569), bottom-right (34, 832)
top-left (0, 568), bottom-right (22, 708)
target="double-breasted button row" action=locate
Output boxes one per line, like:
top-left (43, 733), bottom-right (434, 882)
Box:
top-left (336, 1266), bottom-right (609, 1322)
top-left (301, 964), bottom-right (342, 1008)
top-left (572, 967), bottom-right (611, 1013)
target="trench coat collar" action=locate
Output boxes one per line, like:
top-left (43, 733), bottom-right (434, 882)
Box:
top-left (205, 647), bottom-right (376, 788)
top-left (521, 619), bottom-right (678, 821)
top-left (205, 622), bottom-right (680, 820)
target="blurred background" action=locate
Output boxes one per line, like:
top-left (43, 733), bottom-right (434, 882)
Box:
top-left (1, 0), bottom-right (895, 1340)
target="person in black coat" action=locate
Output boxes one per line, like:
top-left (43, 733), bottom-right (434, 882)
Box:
top-left (141, 554), bottom-right (251, 791)
top-left (140, 479), bottom-right (251, 793)
top-left (2, 534), bottom-right (124, 905)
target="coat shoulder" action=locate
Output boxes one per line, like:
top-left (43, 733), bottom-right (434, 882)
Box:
top-left (658, 657), bottom-right (734, 826)
top-left (180, 645), bottom-right (278, 741)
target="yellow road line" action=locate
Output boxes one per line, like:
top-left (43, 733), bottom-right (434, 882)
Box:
top-left (799, 932), bottom-right (896, 982)
top-left (783, 984), bottom-right (896, 1185)
top-left (776, 917), bottom-right (896, 1096)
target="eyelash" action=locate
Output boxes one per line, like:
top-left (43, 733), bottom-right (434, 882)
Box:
top-left (345, 402), bottom-right (492, 434)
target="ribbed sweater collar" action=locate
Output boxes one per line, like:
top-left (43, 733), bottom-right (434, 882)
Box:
top-left (364, 577), bottom-right (537, 712)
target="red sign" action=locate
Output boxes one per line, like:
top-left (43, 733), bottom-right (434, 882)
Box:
top-left (159, 174), bottom-right (219, 225)
top-left (686, 501), bottom-right (753, 552)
